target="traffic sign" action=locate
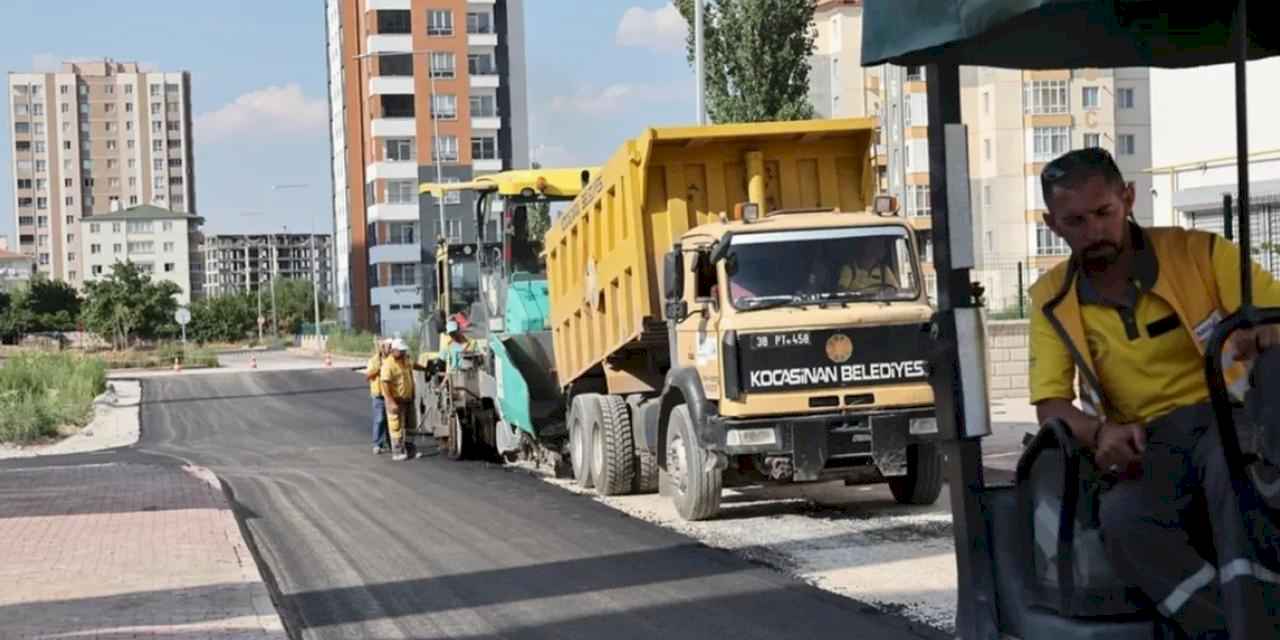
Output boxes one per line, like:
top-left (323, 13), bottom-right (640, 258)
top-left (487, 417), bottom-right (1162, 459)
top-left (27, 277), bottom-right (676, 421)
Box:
top-left (175, 307), bottom-right (191, 326)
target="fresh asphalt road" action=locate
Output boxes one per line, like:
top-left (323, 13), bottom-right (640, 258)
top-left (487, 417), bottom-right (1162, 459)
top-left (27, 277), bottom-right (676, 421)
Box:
top-left (126, 368), bottom-right (950, 639)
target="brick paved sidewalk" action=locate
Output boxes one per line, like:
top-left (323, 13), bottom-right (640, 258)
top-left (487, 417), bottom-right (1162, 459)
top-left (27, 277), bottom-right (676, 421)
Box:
top-left (0, 462), bottom-right (286, 639)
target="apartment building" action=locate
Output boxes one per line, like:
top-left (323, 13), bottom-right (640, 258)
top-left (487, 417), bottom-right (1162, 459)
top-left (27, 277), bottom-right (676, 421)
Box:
top-left (7, 59), bottom-right (196, 289)
top-left (326, 0), bottom-right (529, 335)
top-left (199, 233), bottom-right (334, 301)
top-left (80, 204), bottom-right (202, 305)
top-left (0, 248), bottom-right (36, 292)
top-left (809, 1), bottom-right (1153, 311)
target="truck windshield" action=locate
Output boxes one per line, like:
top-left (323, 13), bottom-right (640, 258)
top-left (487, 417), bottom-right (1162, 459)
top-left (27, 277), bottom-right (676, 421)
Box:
top-left (725, 226), bottom-right (919, 309)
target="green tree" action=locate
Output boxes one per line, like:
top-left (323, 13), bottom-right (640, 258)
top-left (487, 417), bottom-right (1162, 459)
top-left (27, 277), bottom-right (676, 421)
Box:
top-left (268, 277), bottom-right (334, 336)
top-left (81, 262), bottom-right (181, 349)
top-left (674, 0), bottom-right (818, 123)
top-left (25, 276), bottom-right (82, 331)
top-left (188, 292), bottom-right (256, 343)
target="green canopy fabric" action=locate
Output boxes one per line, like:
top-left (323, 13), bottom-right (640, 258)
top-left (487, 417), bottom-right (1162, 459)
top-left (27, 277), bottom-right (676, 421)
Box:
top-left (862, 0), bottom-right (1279, 69)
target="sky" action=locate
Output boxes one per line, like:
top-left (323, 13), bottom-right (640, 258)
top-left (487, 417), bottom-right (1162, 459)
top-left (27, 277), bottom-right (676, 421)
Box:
top-left (0, 0), bottom-right (698, 244)
top-left (3, 1), bottom-right (1278, 244)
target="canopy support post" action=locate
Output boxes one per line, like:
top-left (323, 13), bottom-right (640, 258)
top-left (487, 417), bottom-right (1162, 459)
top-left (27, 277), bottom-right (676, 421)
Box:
top-left (926, 62), bottom-right (1000, 640)
top-left (1234, 0), bottom-right (1253, 310)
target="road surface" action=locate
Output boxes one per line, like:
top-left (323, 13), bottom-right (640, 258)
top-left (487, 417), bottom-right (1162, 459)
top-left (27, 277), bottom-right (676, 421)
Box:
top-left (129, 368), bottom-right (949, 639)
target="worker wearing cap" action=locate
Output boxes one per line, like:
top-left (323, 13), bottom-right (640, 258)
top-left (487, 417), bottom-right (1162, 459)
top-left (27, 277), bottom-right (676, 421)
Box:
top-left (1028, 146), bottom-right (1280, 637)
top-left (380, 338), bottom-right (417, 461)
top-left (838, 237), bottom-right (900, 292)
top-left (444, 319), bottom-right (478, 370)
top-left (366, 338), bottom-right (392, 454)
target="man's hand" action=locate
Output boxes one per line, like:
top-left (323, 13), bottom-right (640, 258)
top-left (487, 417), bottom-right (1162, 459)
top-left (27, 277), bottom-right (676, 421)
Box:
top-left (1094, 422), bottom-right (1146, 476)
top-left (1231, 325), bottom-right (1280, 362)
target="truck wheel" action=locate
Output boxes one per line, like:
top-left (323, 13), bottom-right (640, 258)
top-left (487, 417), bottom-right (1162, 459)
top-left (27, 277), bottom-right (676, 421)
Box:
top-left (889, 443), bottom-right (944, 505)
top-left (569, 395), bottom-right (598, 489)
top-left (634, 450), bottom-right (659, 494)
top-left (665, 404), bottom-right (721, 520)
top-left (446, 412), bottom-right (466, 461)
top-left (591, 395), bottom-right (636, 496)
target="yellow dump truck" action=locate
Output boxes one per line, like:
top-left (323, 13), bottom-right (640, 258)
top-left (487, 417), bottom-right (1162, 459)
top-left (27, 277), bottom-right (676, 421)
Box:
top-left (536, 118), bottom-right (941, 519)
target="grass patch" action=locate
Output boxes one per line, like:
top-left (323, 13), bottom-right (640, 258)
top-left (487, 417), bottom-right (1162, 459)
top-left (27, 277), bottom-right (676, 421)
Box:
top-left (95, 344), bottom-right (220, 370)
top-left (326, 331), bottom-right (377, 357)
top-left (0, 352), bottom-right (108, 444)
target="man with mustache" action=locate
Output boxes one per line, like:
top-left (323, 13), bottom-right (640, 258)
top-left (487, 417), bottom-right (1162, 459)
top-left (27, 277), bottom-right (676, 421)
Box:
top-left (1028, 147), bottom-right (1280, 637)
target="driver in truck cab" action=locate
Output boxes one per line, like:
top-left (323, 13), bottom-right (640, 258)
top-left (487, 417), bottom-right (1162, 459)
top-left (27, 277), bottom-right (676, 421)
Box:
top-left (1028, 146), bottom-right (1280, 638)
top-left (838, 237), bottom-right (900, 292)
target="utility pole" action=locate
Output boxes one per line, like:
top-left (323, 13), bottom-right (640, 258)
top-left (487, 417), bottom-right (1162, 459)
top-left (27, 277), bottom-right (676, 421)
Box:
top-left (694, 0), bottom-right (706, 124)
top-left (269, 231), bottom-right (279, 337)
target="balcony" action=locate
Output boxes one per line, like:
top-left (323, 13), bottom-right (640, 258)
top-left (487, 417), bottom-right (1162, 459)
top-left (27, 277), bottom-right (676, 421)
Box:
top-left (470, 75), bottom-right (500, 89)
top-left (367, 34), bottom-right (412, 54)
top-left (370, 76), bottom-right (414, 96)
top-left (365, 0), bottom-right (410, 9)
top-left (371, 118), bottom-right (416, 138)
top-left (471, 116), bottom-right (501, 130)
top-left (366, 161), bottom-right (418, 181)
top-left (369, 243), bottom-right (421, 265)
top-left (467, 0), bottom-right (496, 4)
top-left (367, 203), bottom-right (418, 223)
top-left (371, 284), bottom-right (422, 306)
top-left (468, 33), bottom-right (498, 47)
top-left (473, 158), bottom-right (503, 172)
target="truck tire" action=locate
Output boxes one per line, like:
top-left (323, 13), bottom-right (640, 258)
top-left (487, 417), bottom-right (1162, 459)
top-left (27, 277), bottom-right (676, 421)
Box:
top-left (590, 395), bottom-right (636, 496)
top-left (665, 404), bottom-right (721, 520)
top-left (569, 395), bottom-right (598, 489)
top-left (446, 412), bottom-right (466, 461)
top-left (889, 443), bottom-right (944, 505)
top-left (634, 450), bottom-right (659, 494)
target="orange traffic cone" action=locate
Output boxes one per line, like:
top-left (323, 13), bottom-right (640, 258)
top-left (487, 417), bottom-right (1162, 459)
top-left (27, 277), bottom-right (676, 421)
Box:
top-left (324, 352), bottom-right (333, 368)
top-left (173, 358), bottom-right (181, 373)
top-left (249, 355), bottom-right (258, 369)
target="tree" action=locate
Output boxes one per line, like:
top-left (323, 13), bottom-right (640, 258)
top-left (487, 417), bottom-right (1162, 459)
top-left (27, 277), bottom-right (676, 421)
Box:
top-left (674, 0), bottom-right (818, 123)
top-left (25, 276), bottom-right (82, 331)
top-left (188, 292), bottom-right (256, 343)
top-left (267, 277), bottom-right (334, 336)
top-left (81, 262), bottom-right (181, 349)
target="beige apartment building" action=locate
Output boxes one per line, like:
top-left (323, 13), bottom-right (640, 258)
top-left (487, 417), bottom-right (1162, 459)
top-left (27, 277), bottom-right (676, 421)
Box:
top-left (810, 0), bottom-right (1153, 311)
top-left (7, 59), bottom-right (196, 289)
top-left (80, 204), bottom-right (202, 305)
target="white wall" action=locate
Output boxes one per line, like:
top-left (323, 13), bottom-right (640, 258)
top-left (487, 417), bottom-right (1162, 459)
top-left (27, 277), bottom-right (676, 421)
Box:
top-left (1150, 58), bottom-right (1280, 225)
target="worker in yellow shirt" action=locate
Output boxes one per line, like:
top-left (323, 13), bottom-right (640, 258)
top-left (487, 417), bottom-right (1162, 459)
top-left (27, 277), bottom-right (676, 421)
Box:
top-left (380, 338), bottom-right (417, 461)
top-left (838, 238), bottom-right (900, 292)
top-left (366, 338), bottom-right (392, 455)
top-left (1028, 146), bottom-right (1280, 637)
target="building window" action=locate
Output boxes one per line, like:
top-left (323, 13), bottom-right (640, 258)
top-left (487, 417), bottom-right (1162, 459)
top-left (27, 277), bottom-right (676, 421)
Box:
top-left (983, 185), bottom-right (992, 208)
top-left (1024, 80), bottom-right (1069, 114)
top-left (91, 243), bottom-right (101, 255)
top-left (432, 135), bottom-right (459, 163)
top-left (1033, 126), bottom-right (1070, 161)
top-left (1119, 133), bottom-right (1136, 155)
top-left (164, 263), bottom-right (175, 273)
top-left (113, 243), bottom-right (122, 253)
top-left (1118, 87), bottom-right (1135, 109)
top-left (162, 221), bottom-right (173, 232)
top-left (467, 53), bottom-right (495, 76)
top-left (906, 185), bottom-right (931, 218)
top-left (471, 136), bottom-right (498, 161)
top-left (385, 138), bottom-right (415, 161)
top-left (431, 94), bottom-right (457, 119)
top-left (386, 179), bottom-right (417, 204)
top-left (137, 263), bottom-right (154, 274)
top-left (429, 52), bottom-right (456, 79)
top-left (1036, 222), bottom-right (1070, 256)
top-left (127, 221), bottom-right (154, 233)
top-left (128, 241), bottom-right (155, 254)
top-left (389, 263), bottom-right (417, 286)
top-left (906, 66), bottom-right (924, 81)
top-left (375, 9), bottom-right (411, 34)
top-left (13, 122), bottom-right (30, 134)
top-left (427, 10), bottom-right (453, 36)
top-left (467, 12), bottom-right (493, 34)
top-left (1083, 133), bottom-right (1101, 148)
top-left (389, 222), bottom-right (417, 245)
top-left (983, 138), bottom-right (992, 161)
top-left (112, 223), bottom-right (121, 233)
top-left (446, 219), bottom-right (463, 243)
top-left (150, 84), bottom-right (161, 97)
top-left (1082, 86), bottom-right (1100, 109)
top-left (470, 95), bottom-right (497, 118)
top-left (36, 197), bottom-right (48, 210)
top-left (67, 253), bottom-right (76, 263)
top-left (442, 177), bottom-right (462, 204)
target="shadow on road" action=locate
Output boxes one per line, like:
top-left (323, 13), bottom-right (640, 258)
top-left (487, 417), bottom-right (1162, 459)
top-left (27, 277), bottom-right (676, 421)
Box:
top-left (142, 384), bottom-right (368, 407)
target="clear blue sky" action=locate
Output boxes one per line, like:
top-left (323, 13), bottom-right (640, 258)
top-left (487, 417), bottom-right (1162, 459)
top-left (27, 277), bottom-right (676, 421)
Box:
top-left (0, 0), bottom-right (697, 242)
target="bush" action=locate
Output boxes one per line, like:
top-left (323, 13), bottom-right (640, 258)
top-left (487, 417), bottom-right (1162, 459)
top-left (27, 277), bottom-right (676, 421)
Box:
top-left (94, 344), bottom-right (219, 370)
top-left (326, 330), bottom-right (376, 356)
top-left (0, 353), bottom-right (107, 444)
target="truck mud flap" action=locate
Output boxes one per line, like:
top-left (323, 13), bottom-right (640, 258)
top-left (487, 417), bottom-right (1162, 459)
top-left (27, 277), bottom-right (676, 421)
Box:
top-left (871, 415), bottom-right (909, 478)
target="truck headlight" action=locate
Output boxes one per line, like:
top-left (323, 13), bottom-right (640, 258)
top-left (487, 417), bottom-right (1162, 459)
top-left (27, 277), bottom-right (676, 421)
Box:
top-left (726, 428), bottom-right (776, 447)
top-left (909, 417), bottom-right (938, 435)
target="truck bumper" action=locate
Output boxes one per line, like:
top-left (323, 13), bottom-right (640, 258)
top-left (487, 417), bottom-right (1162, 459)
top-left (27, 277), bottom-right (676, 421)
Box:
top-left (704, 408), bottom-right (938, 482)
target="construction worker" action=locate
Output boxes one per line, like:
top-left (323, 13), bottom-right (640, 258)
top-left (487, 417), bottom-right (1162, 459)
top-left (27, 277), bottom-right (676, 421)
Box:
top-left (1028, 146), bottom-right (1280, 638)
top-left (380, 338), bottom-right (417, 461)
top-left (443, 319), bottom-right (478, 370)
top-left (367, 338), bottom-right (392, 454)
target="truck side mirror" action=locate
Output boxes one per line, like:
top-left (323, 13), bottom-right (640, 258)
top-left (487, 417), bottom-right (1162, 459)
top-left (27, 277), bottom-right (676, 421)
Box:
top-left (663, 249), bottom-right (688, 321)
